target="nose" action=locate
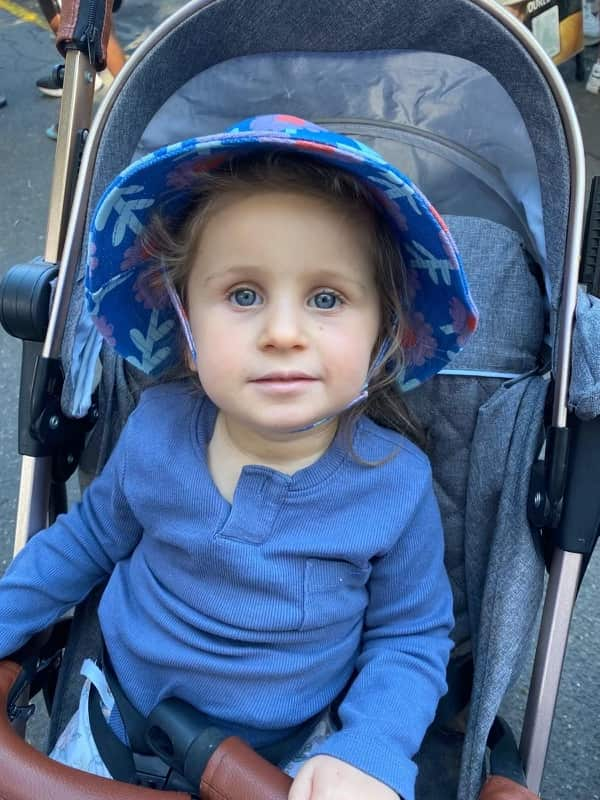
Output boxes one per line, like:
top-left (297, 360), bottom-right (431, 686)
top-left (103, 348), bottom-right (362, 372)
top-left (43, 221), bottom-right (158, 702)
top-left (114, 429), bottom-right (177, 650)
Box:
top-left (258, 298), bottom-right (308, 351)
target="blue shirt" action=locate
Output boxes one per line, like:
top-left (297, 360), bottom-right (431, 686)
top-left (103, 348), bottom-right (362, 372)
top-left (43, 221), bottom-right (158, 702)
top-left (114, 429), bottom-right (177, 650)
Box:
top-left (0, 381), bottom-right (453, 800)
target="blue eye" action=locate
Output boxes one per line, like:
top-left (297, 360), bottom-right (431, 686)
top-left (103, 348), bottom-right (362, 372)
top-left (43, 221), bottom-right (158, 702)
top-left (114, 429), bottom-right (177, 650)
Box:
top-left (310, 291), bottom-right (341, 310)
top-left (230, 288), bottom-right (261, 307)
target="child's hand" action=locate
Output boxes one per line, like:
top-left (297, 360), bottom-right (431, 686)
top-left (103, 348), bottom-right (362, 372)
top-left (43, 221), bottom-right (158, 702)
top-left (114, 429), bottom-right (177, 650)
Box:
top-left (288, 755), bottom-right (400, 800)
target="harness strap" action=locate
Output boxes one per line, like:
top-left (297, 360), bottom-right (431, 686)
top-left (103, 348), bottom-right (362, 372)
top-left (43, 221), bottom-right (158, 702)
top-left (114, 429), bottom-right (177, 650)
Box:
top-left (102, 650), bottom-right (152, 754)
top-left (87, 684), bottom-right (140, 784)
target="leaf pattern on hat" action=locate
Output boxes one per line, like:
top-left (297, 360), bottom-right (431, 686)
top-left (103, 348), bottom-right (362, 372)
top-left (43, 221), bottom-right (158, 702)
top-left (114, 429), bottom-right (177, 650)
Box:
top-left (368, 174), bottom-right (421, 217)
top-left (405, 241), bottom-right (453, 286)
top-left (95, 184), bottom-right (155, 246)
top-left (87, 239), bottom-right (99, 272)
top-left (127, 309), bottom-right (175, 373)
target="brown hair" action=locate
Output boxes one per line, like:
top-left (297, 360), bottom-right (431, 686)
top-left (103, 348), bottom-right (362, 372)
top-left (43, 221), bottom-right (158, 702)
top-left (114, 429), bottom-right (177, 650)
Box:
top-left (141, 151), bottom-right (425, 453)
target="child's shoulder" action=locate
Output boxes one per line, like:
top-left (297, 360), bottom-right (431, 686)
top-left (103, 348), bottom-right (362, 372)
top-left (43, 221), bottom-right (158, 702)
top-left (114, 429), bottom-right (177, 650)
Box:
top-left (137, 379), bottom-right (199, 407)
top-left (354, 416), bottom-right (432, 476)
top-left (130, 379), bottom-right (205, 427)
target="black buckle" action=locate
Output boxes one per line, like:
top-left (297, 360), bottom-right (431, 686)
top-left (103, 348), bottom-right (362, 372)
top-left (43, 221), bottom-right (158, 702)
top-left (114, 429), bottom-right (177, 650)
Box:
top-left (132, 753), bottom-right (170, 790)
top-left (132, 753), bottom-right (201, 795)
top-left (8, 701), bottom-right (36, 723)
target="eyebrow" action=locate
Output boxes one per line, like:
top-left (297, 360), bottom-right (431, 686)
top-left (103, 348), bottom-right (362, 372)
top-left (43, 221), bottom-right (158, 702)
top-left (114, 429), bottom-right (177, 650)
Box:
top-left (202, 266), bottom-right (264, 286)
top-left (315, 269), bottom-right (369, 290)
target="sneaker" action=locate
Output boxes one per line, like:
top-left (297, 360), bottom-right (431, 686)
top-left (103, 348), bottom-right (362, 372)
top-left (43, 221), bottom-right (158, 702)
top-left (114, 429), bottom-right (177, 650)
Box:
top-left (36, 67), bottom-right (104, 98)
top-left (45, 122), bottom-right (58, 141)
top-left (36, 66), bottom-right (64, 97)
top-left (586, 60), bottom-right (600, 94)
top-left (584, 0), bottom-right (600, 43)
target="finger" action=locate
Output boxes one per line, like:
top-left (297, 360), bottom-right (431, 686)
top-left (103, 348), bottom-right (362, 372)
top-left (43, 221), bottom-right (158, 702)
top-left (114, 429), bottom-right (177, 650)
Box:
top-left (288, 763), bottom-right (314, 800)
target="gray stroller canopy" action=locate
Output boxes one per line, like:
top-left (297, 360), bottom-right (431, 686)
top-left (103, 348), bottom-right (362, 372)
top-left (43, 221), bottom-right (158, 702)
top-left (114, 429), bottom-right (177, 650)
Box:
top-left (135, 50), bottom-right (547, 275)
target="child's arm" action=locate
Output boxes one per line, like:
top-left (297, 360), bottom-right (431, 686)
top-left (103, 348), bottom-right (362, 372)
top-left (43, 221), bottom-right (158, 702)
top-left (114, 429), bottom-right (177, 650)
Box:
top-left (299, 463), bottom-right (453, 800)
top-left (0, 417), bottom-right (142, 659)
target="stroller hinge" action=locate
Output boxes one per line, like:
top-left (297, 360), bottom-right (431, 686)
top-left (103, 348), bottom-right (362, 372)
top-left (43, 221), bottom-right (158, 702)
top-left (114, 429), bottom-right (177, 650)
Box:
top-left (528, 425), bottom-right (570, 533)
top-left (26, 355), bottom-right (97, 481)
top-left (529, 414), bottom-right (600, 569)
top-left (580, 176), bottom-right (600, 297)
top-left (0, 259), bottom-right (96, 479)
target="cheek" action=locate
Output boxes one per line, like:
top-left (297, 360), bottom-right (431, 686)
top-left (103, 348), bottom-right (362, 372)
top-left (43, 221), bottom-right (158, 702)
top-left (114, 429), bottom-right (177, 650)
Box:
top-left (189, 312), bottom-right (242, 381)
top-left (195, 351), bottom-right (242, 411)
top-left (329, 309), bottom-right (381, 358)
top-left (190, 305), bottom-right (241, 350)
top-left (196, 339), bottom-right (240, 383)
top-left (323, 325), bottom-right (377, 380)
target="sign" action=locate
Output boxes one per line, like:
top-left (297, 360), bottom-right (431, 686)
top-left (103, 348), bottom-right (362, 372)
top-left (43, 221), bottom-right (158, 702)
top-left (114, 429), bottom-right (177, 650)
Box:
top-left (499, 0), bottom-right (584, 63)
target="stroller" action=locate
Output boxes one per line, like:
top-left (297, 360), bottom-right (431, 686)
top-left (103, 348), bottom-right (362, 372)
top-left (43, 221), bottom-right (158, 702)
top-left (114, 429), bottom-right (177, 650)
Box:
top-left (0, 0), bottom-right (599, 797)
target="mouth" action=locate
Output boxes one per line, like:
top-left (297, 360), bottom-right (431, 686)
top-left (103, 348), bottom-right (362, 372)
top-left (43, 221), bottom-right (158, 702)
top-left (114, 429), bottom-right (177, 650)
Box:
top-left (250, 372), bottom-right (319, 393)
top-left (252, 372), bottom-right (317, 383)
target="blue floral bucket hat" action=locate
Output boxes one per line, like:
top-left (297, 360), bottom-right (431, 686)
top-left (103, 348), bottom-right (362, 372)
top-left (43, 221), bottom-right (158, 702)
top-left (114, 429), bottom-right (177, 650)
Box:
top-left (86, 114), bottom-right (478, 391)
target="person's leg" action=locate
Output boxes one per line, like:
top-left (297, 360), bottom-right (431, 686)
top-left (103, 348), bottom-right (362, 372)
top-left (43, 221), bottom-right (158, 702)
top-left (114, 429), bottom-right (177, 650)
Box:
top-left (35, 1), bottom-right (62, 99)
top-left (37, 0), bottom-right (60, 34)
top-left (106, 31), bottom-right (126, 77)
top-left (36, 0), bottom-right (126, 138)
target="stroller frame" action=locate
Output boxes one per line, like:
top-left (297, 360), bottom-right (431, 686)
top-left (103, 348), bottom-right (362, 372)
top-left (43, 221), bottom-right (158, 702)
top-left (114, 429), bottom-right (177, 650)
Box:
top-left (1, 0), bottom-right (596, 797)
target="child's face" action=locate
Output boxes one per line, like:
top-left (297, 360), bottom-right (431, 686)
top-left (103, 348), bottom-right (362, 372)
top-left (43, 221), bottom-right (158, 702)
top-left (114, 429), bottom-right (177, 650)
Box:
top-left (185, 190), bottom-right (381, 438)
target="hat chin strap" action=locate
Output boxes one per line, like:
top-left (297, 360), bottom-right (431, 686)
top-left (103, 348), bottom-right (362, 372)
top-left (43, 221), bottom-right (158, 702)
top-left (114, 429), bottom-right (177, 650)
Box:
top-left (163, 276), bottom-right (198, 364)
top-left (165, 275), bottom-right (393, 434)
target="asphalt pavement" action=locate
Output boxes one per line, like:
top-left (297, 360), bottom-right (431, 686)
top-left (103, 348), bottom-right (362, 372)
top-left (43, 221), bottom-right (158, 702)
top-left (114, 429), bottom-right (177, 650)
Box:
top-left (0, 2), bottom-right (599, 797)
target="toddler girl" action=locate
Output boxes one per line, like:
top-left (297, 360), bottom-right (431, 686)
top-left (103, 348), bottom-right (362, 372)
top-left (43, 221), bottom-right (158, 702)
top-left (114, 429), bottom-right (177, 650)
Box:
top-left (0, 115), bottom-right (477, 800)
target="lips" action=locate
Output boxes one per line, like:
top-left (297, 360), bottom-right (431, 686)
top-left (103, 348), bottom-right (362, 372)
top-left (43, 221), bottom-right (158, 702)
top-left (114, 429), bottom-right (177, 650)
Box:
top-left (249, 372), bottom-right (318, 394)
top-left (252, 371), bottom-right (317, 383)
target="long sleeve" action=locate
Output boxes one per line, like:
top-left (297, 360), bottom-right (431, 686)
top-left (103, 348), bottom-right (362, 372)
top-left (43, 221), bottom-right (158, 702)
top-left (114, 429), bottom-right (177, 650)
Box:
top-left (0, 419), bottom-right (142, 659)
top-left (312, 466), bottom-right (453, 800)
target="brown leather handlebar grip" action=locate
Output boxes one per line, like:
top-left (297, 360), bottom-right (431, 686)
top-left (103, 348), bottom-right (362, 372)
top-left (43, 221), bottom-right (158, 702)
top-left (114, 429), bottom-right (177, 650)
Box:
top-left (479, 776), bottom-right (540, 800)
top-left (56, 0), bottom-right (112, 71)
top-left (201, 736), bottom-right (293, 800)
top-left (0, 659), bottom-right (189, 800)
